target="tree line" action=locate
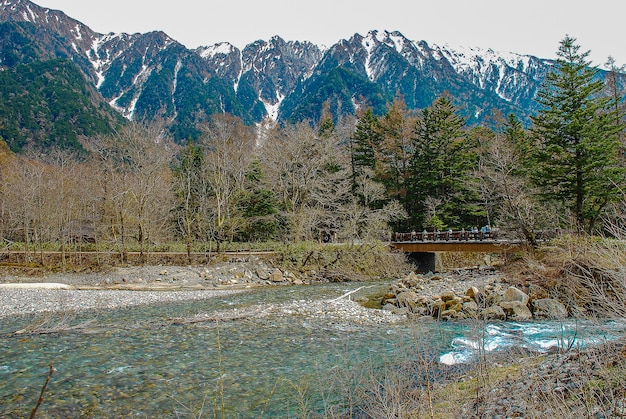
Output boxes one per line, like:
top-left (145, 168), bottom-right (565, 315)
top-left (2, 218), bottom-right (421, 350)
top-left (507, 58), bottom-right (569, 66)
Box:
top-left (0, 36), bottom-right (624, 259)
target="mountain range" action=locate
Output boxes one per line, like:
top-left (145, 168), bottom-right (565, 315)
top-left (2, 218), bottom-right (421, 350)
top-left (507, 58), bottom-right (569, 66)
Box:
top-left (0, 0), bottom-right (596, 150)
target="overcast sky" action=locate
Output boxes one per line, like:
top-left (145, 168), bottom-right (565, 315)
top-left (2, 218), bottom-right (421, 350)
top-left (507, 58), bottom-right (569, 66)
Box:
top-left (34, 0), bottom-right (624, 68)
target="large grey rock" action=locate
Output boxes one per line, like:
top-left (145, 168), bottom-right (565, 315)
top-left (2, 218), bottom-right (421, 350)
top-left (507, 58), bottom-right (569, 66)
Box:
top-left (269, 269), bottom-right (285, 282)
top-left (484, 305), bottom-right (506, 320)
top-left (500, 301), bottom-right (533, 321)
top-left (256, 269), bottom-right (271, 280)
top-left (396, 291), bottom-right (419, 308)
top-left (503, 286), bottom-right (529, 305)
top-left (532, 298), bottom-right (568, 319)
top-left (463, 300), bottom-right (479, 312)
top-left (462, 301), bottom-right (479, 318)
top-left (466, 286), bottom-right (485, 305)
top-left (402, 272), bottom-right (421, 286)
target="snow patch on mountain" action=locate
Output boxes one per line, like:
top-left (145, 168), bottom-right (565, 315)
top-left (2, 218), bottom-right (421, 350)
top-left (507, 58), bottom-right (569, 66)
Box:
top-left (435, 43), bottom-right (539, 100)
top-left (87, 33), bottom-right (128, 88)
top-left (172, 59), bottom-right (182, 93)
top-left (362, 35), bottom-right (376, 81)
top-left (23, 3), bottom-right (35, 21)
top-left (261, 92), bottom-right (284, 121)
top-left (197, 42), bottom-right (236, 59)
top-left (133, 64), bottom-right (151, 85)
top-left (72, 23), bottom-right (82, 40)
top-left (127, 95), bottom-right (140, 120)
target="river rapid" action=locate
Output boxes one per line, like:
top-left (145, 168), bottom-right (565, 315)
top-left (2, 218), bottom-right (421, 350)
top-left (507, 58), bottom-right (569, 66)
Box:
top-left (1, 281), bottom-right (624, 417)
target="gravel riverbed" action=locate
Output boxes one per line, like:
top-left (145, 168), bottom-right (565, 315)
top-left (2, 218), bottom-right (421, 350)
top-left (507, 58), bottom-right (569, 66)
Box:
top-left (0, 259), bottom-right (506, 324)
top-left (0, 288), bottom-right (245, 319)
top-left (0, 263), bottom-right (407, 326)
top-left (0, 264), bottom-right (255, 319)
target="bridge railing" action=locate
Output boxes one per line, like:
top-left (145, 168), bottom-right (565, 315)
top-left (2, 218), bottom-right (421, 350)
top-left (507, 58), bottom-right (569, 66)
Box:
top-left (394, 229), bottom-right (499, 242)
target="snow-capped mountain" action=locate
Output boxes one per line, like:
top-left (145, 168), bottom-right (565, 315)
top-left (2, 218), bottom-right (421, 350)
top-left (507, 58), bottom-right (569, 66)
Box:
top-left (196, 36), bottom-right (323, 121)
top-left (1, 0), bottom-right (561, 143)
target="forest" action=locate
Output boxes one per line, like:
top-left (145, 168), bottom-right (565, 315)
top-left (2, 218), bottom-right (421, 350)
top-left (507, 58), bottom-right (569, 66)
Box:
top-left (0, 36), bottom-right (624, 260)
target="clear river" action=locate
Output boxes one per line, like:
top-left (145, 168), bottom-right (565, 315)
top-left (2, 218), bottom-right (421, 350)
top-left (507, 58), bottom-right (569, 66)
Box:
top-left (1, 281), bottom-right (625, 417)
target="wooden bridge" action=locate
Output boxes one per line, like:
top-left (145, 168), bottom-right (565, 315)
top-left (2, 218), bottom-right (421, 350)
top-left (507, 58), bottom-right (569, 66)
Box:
top-left (392, 229), bottom-right (524, 253)
top-left (391, 229), bottom-right (525, 272)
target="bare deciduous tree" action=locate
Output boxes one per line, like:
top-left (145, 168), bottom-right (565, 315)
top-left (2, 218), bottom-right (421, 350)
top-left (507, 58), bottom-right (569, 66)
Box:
top-left (475, 128), bottom-right (557, 245)
top-left (199, 113), bottom-right (255, 250)
top-left (259, 122), bottom-right (350, 241)
top-left (341, 168), bottom-right (406, 242)
top-left (85, 121), bottom-right (175, 260)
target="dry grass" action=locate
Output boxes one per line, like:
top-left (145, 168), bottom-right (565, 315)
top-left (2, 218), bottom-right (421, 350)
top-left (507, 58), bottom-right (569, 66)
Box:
top-left (305, 334), bottom-right (626, 418)
top-left (497, 234), bottom-right (626, 319)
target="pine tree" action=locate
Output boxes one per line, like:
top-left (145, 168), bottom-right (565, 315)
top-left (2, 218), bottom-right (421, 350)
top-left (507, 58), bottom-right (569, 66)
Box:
top-left (375, 98), bottom-right (416, 224)
top-left (530, 36), bottom-right (625, 232)
top-left (235, 160), bottom-right (279, 242)
top-left (350, 108), bottom-right (382, 180)
top-left (409, 96), bottom-right (480, 229)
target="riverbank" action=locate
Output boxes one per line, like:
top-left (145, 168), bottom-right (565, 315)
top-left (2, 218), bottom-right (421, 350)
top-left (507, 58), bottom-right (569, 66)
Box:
top-left (0, 254), bottom-right (496, 320)
top-left (0, 259), bottom-right (409, 327)
top-left (0, 288), bottom-right (246, 319)
top-left (0, 262), bottom-right (260, 318)
top-left (2, 258), bottom-right (625, 418)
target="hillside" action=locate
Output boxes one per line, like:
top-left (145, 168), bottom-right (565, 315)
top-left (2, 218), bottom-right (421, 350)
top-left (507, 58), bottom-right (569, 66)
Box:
top-left (0, 48), bottom-right (124, 152)
top-left (0, 0), bottom-right (617, 147)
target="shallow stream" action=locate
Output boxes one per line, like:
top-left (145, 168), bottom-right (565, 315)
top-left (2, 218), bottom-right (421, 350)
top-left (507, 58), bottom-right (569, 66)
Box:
top-left (1, 282), bottom-right (624, 417)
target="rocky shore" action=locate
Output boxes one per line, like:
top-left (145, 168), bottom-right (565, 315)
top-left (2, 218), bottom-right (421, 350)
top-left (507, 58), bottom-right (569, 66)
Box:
top-left (0, 258), bottom-right (307, 290)
top-left (0, 259), bottom-right (405, 325)
top-left (381, 267), bottom-right (570, 321)
top-left (1, 258), bottom-right (571, 324)
top-left (0, 288), bottom-right (246, 319)
top-left (2, 259), bottom-right (625, 417)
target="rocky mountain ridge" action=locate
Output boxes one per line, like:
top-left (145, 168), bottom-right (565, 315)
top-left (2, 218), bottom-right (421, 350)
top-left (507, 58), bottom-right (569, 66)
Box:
top-left (0, 0), bottom-right (575, 144)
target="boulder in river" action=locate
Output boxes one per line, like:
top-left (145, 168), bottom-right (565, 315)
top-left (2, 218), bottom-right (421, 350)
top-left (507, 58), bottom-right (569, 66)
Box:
top-left (484, 305), bottom-right (506, 321)
top-left (500, 301), bottom-right (533, 321)
top-left (269, 269), bottom-right (285, 283)
top-left (503, 286), bottom-right (529, 305)
top-left (532, 298), bottom-right (568, 319)
top-left (462, 301), bottom-right (479, 317)
top-left (465, 286), bottom-right (485, 305)
top-left (396, 291), bottom-right (420, 309)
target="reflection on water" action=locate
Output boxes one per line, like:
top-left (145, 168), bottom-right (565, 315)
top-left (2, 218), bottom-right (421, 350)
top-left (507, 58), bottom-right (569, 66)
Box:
top-left (1, 282), bottom-right (624, 417)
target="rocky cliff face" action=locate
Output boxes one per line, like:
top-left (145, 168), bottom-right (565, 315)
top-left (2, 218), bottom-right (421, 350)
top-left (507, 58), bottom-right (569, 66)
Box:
top-left (0, 0), bottom-right (572, 141)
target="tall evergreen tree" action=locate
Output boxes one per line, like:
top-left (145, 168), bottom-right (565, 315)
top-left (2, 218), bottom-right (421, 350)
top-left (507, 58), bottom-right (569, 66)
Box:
top-left (409, 96), bottom-right (480, 229)
top-left (530, 36), bottom-right (625, 232)
top-left (350, 109), bottom-right (382, 177)
top-left (375, 98), bottom-right (416, 225)
top-left (235, 159), bottom-right (279, 242)
top-left (350, 109), bottom-right (384, 208)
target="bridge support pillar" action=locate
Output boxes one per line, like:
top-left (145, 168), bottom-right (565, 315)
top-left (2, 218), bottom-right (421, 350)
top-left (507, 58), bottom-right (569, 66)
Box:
top-left (409, 252), bottom-right (442, 273)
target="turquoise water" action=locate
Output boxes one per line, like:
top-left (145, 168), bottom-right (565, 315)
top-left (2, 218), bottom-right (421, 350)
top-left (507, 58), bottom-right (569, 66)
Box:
top-left (1, 283), bottom-right (624, 417)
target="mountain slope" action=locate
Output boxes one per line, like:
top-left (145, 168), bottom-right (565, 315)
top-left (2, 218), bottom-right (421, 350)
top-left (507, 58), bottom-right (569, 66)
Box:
top-left (278, 30), bottom-right (546, 124)
top-left (0, 0), bottom-right (576, 145)
top-left (0, 54), bottom-right (125, 152)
